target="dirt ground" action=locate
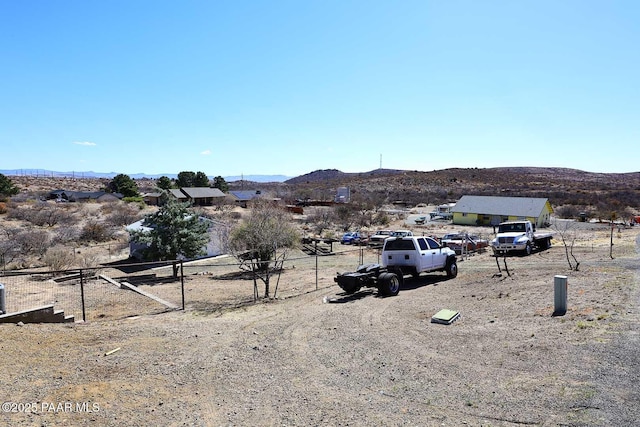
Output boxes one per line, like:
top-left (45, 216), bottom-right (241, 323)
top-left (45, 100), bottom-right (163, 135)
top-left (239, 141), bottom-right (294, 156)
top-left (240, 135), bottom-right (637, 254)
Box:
top-left (1, 221), bottom-right (639, 427)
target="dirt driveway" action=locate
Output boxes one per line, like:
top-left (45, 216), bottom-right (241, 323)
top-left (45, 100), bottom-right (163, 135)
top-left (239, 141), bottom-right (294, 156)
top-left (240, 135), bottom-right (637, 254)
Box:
top-left (1, 224), bottom-right (639, 426)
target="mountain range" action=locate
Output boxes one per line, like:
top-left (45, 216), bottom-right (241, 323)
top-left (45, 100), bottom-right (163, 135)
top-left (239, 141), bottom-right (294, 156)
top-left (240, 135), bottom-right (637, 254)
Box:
top-left (0, 169), bottom-right (291, 183)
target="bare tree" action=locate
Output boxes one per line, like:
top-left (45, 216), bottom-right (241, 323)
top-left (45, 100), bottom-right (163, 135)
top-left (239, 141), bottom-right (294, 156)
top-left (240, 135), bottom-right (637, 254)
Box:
top-left (0, 226), bottom-right (20, 269)
top-left (229, 200), bottom-right (300, 298)
top-left (334, 204), bottom-right (357, 232)
top-left (305, 207), bottom-right (334, 237)
top-left (552, 220), bottom-right (581, 271)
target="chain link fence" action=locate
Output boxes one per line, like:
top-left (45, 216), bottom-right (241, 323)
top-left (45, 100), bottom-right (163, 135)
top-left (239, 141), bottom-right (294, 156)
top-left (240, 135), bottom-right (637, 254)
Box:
top-left (0, 261), bottom-right (183, 322)
top-left (0, 244), bottom-right (382, 322)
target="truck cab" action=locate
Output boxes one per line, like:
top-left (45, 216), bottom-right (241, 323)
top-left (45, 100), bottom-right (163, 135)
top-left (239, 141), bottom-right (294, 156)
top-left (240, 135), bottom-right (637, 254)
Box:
top-left (491, 220), bottom-right (552, 255)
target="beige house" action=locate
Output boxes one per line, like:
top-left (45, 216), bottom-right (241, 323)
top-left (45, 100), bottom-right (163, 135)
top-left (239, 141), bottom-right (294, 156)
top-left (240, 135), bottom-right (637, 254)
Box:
top-left (451, 195), bottom-right (553, 228)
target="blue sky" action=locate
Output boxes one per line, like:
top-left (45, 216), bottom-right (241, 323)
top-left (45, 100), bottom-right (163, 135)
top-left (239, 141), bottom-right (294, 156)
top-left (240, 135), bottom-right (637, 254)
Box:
top-left (1, 0), bottom-right (638, 177)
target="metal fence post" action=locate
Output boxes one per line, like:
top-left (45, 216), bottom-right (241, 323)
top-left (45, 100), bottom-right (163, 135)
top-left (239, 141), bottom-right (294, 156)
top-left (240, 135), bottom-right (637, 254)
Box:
top-left (80, 269), bottom-right (86, 322)
top-left (0, 283), bottom-right (6, 314)
top-left (180, 261), bottom-right (185, 310)
top-left (315, 253), bottom-right (318, 291)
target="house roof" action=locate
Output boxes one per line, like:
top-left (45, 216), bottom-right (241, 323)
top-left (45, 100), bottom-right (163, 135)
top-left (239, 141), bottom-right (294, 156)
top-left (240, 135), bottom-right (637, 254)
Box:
top-left (452, 195), bottom-right (550, 218)
top-left (169, 189), bottom-right (188, 199)
top-left (229, 190), bottom-right (262, 201)
top-left (179, 187), bottom-right (226, 199)
top-left (49, 190), bottom-right (123, 200)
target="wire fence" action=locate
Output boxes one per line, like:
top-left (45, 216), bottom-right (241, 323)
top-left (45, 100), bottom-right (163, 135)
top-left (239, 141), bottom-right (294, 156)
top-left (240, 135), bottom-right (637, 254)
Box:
top-left (0, 244), bottom-right (382, 322)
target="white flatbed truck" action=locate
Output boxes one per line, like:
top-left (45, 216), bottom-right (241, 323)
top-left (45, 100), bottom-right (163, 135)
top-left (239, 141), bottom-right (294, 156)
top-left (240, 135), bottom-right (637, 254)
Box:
top-left (490, 220), bottom-right (553, 256)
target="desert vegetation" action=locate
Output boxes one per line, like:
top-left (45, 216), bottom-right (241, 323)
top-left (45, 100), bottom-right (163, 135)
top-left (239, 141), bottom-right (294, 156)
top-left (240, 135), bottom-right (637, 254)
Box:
top-left (1, 167), bottom-right (638, 274)
top-left (0, 180), bottom-right (141, 270)
top-left (1, 169), bottom-right (639, 426)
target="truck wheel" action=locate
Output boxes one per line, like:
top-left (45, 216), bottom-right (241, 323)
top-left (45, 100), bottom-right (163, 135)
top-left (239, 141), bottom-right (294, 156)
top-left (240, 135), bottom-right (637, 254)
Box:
top-left (446, 259), bottom-right (458, 278)
top-left (378, 273), bottom-right (400, 296)
top-left (525, 243), bottom-right (532, 256)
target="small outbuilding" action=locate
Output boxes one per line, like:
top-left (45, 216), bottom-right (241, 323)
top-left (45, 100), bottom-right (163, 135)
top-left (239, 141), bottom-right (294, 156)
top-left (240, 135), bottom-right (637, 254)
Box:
top-left (451, 195), bottom-right (553, 228)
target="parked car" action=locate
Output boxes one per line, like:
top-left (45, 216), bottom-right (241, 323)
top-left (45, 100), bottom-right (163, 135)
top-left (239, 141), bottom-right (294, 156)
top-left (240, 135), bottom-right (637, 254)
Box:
top-left (441, 233), bottom-right (464, 246)
top-left (341, 231), bottom-right (363, 245)
top-left (368, 230), bottom-right (393, 246)
top-left (441, 233), bottom-right (489, 254)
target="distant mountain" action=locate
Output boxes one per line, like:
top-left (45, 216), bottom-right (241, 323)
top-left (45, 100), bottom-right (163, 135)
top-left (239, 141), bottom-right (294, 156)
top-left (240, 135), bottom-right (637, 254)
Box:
top-left (0, 169), bottom-right (291, 183)
top-left (5, 167), bottom-right (639, 210)
top-left (285, 168), bottom-right (404, 184)
top-left (1, 169), bottom-right (123, 179)
top-left (224, 174), bottom-right (291, 183)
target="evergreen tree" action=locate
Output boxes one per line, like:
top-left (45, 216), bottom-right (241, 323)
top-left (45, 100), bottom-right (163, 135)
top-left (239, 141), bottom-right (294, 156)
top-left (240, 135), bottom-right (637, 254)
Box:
top-left (0, 174), bottom-right (19, 201)
top-left (107, 174), bottom-right (139, 197)
top-left (156, 176), bottom-right (173, 190)
top-left (213, 176), bottom-right (229, 193)
top-left (194, 171), bottom-right (210, 187)
top-left (129, 198), bottom-right (209, 264)
top-left (176, 171), bottom-right (196, 187)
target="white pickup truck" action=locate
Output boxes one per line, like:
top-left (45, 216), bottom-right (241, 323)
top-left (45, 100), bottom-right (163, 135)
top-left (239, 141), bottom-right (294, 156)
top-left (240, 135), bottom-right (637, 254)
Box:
top-left (490, 220), bottom-right (553, 256)
top-left (335, 236), bottom-right (458, 296)
top-left (382, 235), bottom-right (457, 279)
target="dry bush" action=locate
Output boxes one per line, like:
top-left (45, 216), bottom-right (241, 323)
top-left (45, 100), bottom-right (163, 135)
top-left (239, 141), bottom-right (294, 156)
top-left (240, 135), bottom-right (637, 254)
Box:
top-left (555, 205), bottom-right (581, 219)
top-left (5, 203), bottom-right (31, 221)
top-left (0, 230), bottom-right (20, 266)
top-left (78, 250), bottom-right (102, 268)
top-left (42, 245), bottom-right (76, 271)
top-left (14, 229), bottom-right (51, 257)
top-left (33, 204), bottom-right (74, 227)
top-left (7, 192), bottom-right (38, 203)
top-left (52, 225), bottom-right (82, 244)
top-left (104, 203), bottom-right (143, 226)
top-left (80, 219), bottom-right (114, 242)
top-left (373, 211), bottom-right (390, 226)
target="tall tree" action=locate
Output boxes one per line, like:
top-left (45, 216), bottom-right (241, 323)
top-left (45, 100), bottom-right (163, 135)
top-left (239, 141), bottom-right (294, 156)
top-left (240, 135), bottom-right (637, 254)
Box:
top-left (194, 171), bottom-right (210, 187)
top-left (107, 174), bottom-right (139, 198)
top-left (129, 198), bottom-right (210, 267)
top-left (212, 176), bottom-right (229, 193)
top-left (0, 173), bottom-right (19, 201)
top-left (156, 176), bottom-right (173, 190)
top-left (176, 171), bottom-right (196, 187)
top-left (177, 171), bottom-right (209, 187)
top-left (229, 199), bottom-right (300, 298)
